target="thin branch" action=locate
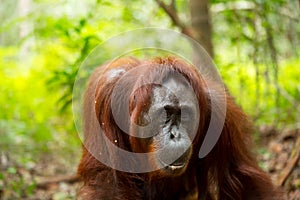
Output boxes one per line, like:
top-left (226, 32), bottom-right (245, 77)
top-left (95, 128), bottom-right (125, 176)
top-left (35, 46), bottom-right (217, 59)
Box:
top-left (170, 0), bottom-right (176, 11)
top-left (36, 174), bottom-right (80, 189)
top-left (155, 0), bottom-right (194, 39)
top-left (211, 1), bottom-right (299, 21)
top-left (275, 84), bottom-right (300, 114)
top-left (211, 1), bottom-right (255, 13)
top-left (277, 136), bottom-right (300, 186)
top-left (155, 0), bottom-right (185, 30)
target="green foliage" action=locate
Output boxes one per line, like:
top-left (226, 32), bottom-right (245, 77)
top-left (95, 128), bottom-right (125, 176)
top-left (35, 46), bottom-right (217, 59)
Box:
top-left (0, 2), bottom-right (171, 197)
top-left (0, 44), bottom-right (80, 199)
top-left (218, 57), bottom-right (300, 127)
top-left (0, 0), bottom-right (299, 198)
top-left (213, 0), bottom-right (300, 128)
top-left (0, 0), bottom-right (298, 156)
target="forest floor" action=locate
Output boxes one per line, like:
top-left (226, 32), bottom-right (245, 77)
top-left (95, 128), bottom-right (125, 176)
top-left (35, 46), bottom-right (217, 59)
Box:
top-left (0, 127), bottom-right (299, 200)
top-left (257, 126), bottom-right (300, 200)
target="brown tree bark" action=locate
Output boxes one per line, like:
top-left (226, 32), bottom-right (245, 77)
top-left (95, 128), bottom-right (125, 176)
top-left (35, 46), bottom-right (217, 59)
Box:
top-left (155, 0), bottom-right (214, 57)
top-left (189, 0), bottom-right (213, 57)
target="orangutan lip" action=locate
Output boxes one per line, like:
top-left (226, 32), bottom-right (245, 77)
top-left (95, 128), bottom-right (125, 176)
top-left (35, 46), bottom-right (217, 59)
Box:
top-left (168, 163), bottom-right (185, 170)
top-left (158, 158), bottom-right (186, 170)
top-left (167, 159), bottom-right (186, 170)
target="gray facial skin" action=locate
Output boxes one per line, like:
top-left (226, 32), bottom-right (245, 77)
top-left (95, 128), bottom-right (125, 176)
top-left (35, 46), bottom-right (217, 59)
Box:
top-left (138, 74), bottom-right (200, 174)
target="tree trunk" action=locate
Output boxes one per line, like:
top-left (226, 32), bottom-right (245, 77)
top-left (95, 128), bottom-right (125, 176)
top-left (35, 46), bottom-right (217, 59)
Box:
top-left (189, 0), bottom-right (213, 57)
top-left (18, 0), bottom-right (32, 57)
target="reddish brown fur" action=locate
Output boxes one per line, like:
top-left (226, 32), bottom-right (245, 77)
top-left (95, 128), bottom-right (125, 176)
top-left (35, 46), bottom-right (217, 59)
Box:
top-left (77, 57), bottom-right (285, 200)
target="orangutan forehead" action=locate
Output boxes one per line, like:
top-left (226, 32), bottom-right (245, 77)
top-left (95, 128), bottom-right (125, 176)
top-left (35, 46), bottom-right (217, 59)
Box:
top-left (151, 76), bottom-right (197, 108)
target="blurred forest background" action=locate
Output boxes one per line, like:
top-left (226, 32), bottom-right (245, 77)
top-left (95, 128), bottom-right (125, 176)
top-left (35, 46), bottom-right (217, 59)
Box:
top-left (0, 0), bottom-right (299, 199)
